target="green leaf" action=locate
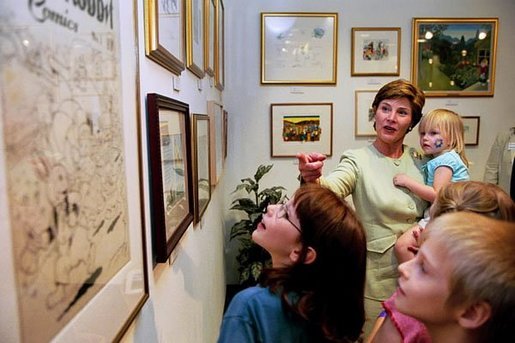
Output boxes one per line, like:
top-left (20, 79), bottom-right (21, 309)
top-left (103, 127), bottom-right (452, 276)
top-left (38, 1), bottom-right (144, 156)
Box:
top-left (254, 164), bottom-right (273, 183)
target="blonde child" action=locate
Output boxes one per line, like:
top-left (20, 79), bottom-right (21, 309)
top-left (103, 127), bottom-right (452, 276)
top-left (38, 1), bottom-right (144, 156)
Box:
top-left (395, 212), bottom-right (515, 343)
top-left (393, 109), bottom-right (469, 262)
top-left (367, 181), bottom-right (515, 343)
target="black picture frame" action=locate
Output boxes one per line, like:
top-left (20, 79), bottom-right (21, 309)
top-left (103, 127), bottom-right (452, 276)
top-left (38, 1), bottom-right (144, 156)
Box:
top-left (147, 93), bottom-right (194, 263)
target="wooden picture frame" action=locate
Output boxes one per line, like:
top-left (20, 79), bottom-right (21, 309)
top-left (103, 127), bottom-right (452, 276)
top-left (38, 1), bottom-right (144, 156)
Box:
top-left (261, 12), bottom-right (338, 85)
top-left (271, 103), bottom-right (333, 157)
top-left (144, 0), bottom-right (185, 75)
top-left (223, 109), bottom-right (228, 159)
top-left (355, 90), bottom-right (378, 137)
top-left (0, 1), bottom-right (148, 341)
top-left (186, 0), bottom-right (205, 78)
top-left (215, 0), bottom-right (225, 90)
top-left (351, 27), bottom-right (401, 76)
top-left (462, 116), bottom-right (480, 146)
top-left (207, 101), bottom-right (224, 185)
top-left (191, 114), bottom-right (211, 224)
top-left (204, 0), bottom-right (216, 76)
top-left (146, 94), bottom-right (193, 263)
top-left (412, 17), bottom-right (498, 97)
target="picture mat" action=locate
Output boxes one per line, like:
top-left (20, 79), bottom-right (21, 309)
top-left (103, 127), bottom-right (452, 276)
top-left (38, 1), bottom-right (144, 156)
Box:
top-left (271, 104), bottom-right (332, 156)
top-left (353, 29), bottom-right (399, 75)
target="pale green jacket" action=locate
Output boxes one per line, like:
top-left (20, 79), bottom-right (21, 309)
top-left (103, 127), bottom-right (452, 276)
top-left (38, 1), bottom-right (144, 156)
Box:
top-left (320, 144), bottom-right (428, 301)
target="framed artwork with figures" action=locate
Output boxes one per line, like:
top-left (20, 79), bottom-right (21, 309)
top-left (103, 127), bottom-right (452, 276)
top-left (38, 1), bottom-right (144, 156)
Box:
top-left (0, 1), bottom-right (148, 341)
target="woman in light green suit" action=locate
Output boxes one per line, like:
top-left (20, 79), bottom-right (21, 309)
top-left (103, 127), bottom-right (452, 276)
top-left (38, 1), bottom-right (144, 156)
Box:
top-left (297, 79), bottom-right (428, 337)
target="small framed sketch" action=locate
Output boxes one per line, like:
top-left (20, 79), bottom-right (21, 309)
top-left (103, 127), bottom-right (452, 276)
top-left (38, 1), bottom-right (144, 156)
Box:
top-left (186, 0), bottom-right (205, 78)
top-left (144, 0), bottom-right (185, 75)
top-left (146, 93), bottom-right (194, 263)
top-left (261, 12), bottom-right (338, 85)
top-left (204, 0), bottom-right (216, 76)
top-left (191, 114), bottom-right (211, 224)
top-left (355, 90), bottom-right (378, 137)
top-left (351, 27), bottom-right (401, 76)
top-left (207, 100), bottom-right (224, 185)
top-left (271, 103), bottom-right (333, 157)
top-left (461, 116), bottom-right (480, 146)
top-left (412, 17), bottom-right (498, 97)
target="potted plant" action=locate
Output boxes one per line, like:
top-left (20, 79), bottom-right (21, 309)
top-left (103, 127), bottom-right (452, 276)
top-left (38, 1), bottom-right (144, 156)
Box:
top-left (229, 164), bottom-right (287, 287)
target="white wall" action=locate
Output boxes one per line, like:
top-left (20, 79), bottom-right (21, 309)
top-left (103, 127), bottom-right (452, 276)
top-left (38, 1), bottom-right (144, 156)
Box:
top-left (223, 0), bottom-right (515, 284)
top-left (124, 0), bottom-right (227, 341)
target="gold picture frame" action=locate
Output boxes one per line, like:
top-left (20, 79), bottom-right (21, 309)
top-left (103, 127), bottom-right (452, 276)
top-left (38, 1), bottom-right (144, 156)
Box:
top-left (261, 12), bottom-right (338, 85)
top-left (351, 27), bottom-right (401, 76)
top-left (186, 0), bottom-right (205, 78)
top-left (412, 17), bottom-right (498, 97)
top-left (204, 0), bottom-right (216, 76)
top-left (144, 0), bottom-right (185, 75)
top-left (215, 0), bottom-right (225, 90)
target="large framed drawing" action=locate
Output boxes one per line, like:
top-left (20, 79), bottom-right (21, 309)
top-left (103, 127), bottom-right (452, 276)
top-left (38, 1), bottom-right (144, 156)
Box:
top-left (261, 13), bottom-right (338, 85)
top-left (207, 101), bottom-right (224, 185)
top-left (271, 103), bottom-right (333, 157)
top-left (461, 116), bottom-right (480, 146)
top-left (0, 1), bottom-right (148, 342)
top-left (146, 94), bottom-right (193, 263)
top-left (144, 0), bottom-right (185, 75)
top-left (191, 114), bottom-right (212, 224)
top-left (215, 0), bottom-right (225, 90)
top-left (186, 0), bottom-right (205, 78)
top-left (355, 90), bottom-right (378, 137)
top-left (351, 27), bottom-right (401, 76)
top-left (204, 0), bottom-right (216, 76)
top-left (412, 18), bottom-right (498, 97)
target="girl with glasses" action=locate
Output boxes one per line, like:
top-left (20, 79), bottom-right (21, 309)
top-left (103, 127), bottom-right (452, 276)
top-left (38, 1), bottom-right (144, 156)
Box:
top-left (218, 184), bottom-right (367, 342)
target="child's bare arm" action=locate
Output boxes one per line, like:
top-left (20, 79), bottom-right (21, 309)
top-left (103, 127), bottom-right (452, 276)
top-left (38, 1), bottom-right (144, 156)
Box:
top-left (393, 173), bottom-right (437, 202)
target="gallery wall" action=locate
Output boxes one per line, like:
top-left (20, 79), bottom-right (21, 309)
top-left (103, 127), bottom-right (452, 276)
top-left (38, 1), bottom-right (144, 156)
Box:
top-left (1, 0), bottom-right (515, 342)
top-left (222, 0), bottom-right (515, 284)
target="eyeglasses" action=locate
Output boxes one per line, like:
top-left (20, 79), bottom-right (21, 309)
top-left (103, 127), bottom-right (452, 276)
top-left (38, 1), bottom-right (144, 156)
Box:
top-left (275, 200), bottom-right (302, 233)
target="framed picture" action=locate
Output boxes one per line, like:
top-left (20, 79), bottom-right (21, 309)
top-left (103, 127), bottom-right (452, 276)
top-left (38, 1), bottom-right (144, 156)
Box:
top-left (412, 18), bottom-right (498, 97)
top-left (351, 27), bottom-right (401, 76)
top-left (355, 90), bottom-right (378, 137)
top-left (462, 116), bottom-right (480, 146)
top-left (147, 94), bottom-right (194, 263)
top-left (223, 109), bottom-right (228, 159)
top-left (204, 0), bottom-right (216, 76)
top-left (186, 0), bottom-right (205, 78)
top-left (208, 101), bottom-right (224, 185)
top-left (191, 114), bottom-right (211, 224)
top-left (261, 12), bottom-right (338, 85)
top-left (144, 0), bottom-right (185, 75)
top-left (0, 1), bottom-right (148, 341)
top-left (271, 103), bottom-right (333, 157)
top-left (215, 0), bottom-right (225, 90)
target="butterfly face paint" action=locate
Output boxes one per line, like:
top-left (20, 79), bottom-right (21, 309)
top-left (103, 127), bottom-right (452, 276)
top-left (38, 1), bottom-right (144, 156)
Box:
top-left (419, 129), bottom-right (447, 156)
